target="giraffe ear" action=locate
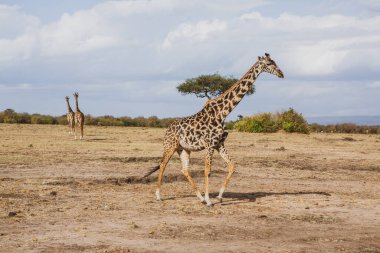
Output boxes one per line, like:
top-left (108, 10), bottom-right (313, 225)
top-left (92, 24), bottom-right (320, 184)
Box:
top-left (265, 53), bottom-right (270, 58)
top-left (258, 56), bottom-right (262, 61)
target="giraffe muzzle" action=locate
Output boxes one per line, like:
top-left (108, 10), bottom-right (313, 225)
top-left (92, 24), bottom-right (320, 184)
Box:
top-left (277, 70), bottom-right (284, 78)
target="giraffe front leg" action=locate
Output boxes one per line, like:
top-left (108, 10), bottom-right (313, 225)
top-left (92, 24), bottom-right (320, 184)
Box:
top-left (204, 148), bottom-right (214, 207)
top-left (216, 144), bottom-right (235, 202)
top-left (179, 150), bottom-right (205, 203)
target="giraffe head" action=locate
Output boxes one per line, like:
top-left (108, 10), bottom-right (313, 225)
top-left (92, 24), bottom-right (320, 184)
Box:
top-left (73, 92), bottom-right (79, 98)
top-left (65, 96), bottom-right (70, 101)
top-left (258, 53), bottom-right (284, 78)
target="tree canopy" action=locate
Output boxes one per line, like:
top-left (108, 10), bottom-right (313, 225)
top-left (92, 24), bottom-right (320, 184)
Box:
top-left (176, 74), bottom-right (255, 99)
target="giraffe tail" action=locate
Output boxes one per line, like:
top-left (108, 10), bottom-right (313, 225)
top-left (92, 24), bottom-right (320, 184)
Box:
top-left (142, 165), bottom-right (160, 178)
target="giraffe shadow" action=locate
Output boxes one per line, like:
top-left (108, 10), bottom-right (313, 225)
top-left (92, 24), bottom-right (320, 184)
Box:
top-left (82, 138), bottom-right (109, 141)
top-left (167, 191), bottom-right (331, 205)
top-left (207, 191), bottom-right (331, 206)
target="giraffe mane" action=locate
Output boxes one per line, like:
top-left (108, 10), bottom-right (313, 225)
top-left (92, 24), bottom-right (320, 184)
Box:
top-left (212, 60), bottom-right (259, 101)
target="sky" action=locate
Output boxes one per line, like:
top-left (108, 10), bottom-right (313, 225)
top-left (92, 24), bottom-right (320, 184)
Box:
top-left (0, 0), bottom-right (380, 120)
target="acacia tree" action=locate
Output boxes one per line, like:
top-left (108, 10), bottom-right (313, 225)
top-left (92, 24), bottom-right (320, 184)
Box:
top-left (176, 73), bottom-right (255, 99)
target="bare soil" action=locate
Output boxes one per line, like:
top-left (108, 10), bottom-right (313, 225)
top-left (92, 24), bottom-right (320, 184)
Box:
top-left (0, 124), bottom-right (379, 252)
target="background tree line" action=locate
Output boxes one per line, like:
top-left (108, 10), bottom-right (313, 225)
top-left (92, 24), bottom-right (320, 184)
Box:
top-left (0, 109), bottom-right (178, 128)
top-left (1, 108), bottom-right (379, 134)
top-left (1, 74), bottom-right (379, 134)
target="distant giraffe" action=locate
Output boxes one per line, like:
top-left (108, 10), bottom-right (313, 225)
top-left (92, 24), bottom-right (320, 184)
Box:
top-left (73, 92), bottom-right (85, 140)
top-left (65, 96), bottom-right (75, 135)
top-left (144, 53), bottom-right (284, 207)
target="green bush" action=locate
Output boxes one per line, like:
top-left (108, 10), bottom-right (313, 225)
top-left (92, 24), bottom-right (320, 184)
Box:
top-left (96, 115), bottom-right (124, 126)
top-left (56, 115), bottom-right (68, 125)
top-left (224, 121), bottom-right (235, 130)
top-left (30, 114), bottom-right (58, 124)
top-left (233, 108), bottom-right (310, 134)
top-left (1, 109), bottom-right (378, 134)
top-left (234, 113), bottom-right (278, 133)
top-left (0, 109), bottom-right (20, 123)
top-left (277, 108), bottom-right (309, 134)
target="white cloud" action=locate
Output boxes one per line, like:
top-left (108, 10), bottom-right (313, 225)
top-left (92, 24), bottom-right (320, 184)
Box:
top-left (0, 5), bottom-right (40, 63)
top-left (360, 0), bottom-right (380, 11)
top-left (39, 12), bottom-right (119, 57)
top-left (0, 1), bottom-right (186, 59)
top-left (0, 34), bottom-right (37, 62)
top-left (0, 5), bottom-right (40, 37)
top-left (1, 1), bottom-right (380, 118)
top-left (287, 42), bottom-right (348, 75)
top-left (0, 83), bottom-right (32, 91)
top-left (367, 81), bottom-right (380, 88)
top-left (91, 0), bottom-right (185, 16)
top-left (237, 11), bottom-right (380, 76)
top-left (2, 2), bottom-right (380, 77)
top-left (162, 19), bottom-right (227, 49)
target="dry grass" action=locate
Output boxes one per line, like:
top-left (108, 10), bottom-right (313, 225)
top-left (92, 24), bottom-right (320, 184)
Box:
top-left (0, 124), bottom-right (380, 252)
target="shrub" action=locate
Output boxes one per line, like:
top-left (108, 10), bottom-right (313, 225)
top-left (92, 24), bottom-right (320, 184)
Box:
top-left (234, 113), bottom-right (278, 133)
top-left (224, 121), bottom-right (235, 130)
top-left (96, 116), bottom-right (124, 126)
top-left (277, 108), bottom-right (309, 134)
top-left (30, 114), bottom-right (58, 124)
top-left (1, 109), bottom-right (19, 123)
top-left (1, 109), bottom-right (378, 134)
top-left (56, 115), bottom-right (68, 125)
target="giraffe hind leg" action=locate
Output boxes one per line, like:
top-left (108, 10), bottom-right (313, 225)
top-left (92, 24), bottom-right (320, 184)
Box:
top-left (80, 122), bottom-right (84, 139)
top-left (156, 147), bottom-right (176, 201)
top-left (74, 122), bottom-right (78, 139)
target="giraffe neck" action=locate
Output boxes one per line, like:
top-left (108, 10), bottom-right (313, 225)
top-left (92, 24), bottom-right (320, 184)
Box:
top-left (206, 61), bottom-right (263, 121)
top-left (66, 100), bottom-right (73, 113)
top-left (74, 97), bottom-right (80, 112)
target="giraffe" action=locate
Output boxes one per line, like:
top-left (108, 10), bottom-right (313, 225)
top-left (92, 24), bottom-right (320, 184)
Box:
top-left (73, 92), bottom-right (85, 140)
top-left (144, 53), bottom-right (284, 207)
top-left (65, 96), bottom-right (75, 135)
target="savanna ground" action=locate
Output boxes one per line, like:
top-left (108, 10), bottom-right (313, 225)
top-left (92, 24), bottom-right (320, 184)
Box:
top-left (0, 124), bottom-right (379, 253)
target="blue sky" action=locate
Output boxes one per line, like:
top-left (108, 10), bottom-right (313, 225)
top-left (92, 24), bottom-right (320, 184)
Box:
top-left (0, 0), bottom-right (380, 120)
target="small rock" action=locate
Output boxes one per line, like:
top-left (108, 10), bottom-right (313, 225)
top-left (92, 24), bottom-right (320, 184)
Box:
top-left (130, 222), bottom-right (139, 229)
top-left (305, 207), bottom-right (310, 209)
top-left (50, 191), bottom-right (57, 196)
top-left (8, 211), bottom-right (17, 217)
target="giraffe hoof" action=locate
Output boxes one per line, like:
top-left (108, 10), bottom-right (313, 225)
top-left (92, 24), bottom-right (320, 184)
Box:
top-left (155, 190), bottom-right (162, 201)
top-left (216, 196), bottom-right (223, 203)
top-left (207, 203), bottom-right (214, 208)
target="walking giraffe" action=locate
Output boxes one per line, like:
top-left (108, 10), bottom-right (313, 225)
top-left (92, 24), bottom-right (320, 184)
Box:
top-left (144, 53), bottom-right (284, 207)
top-left (65, 96), bottom-right (75, 135)
top-left (73, 92), bottom-right (85, 140)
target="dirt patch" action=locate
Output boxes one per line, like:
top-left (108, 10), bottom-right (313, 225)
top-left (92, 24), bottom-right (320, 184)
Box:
top-left (0, 125), bottom-right (379, 253)
top-left (100, 156), bottom-right (163, 163)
